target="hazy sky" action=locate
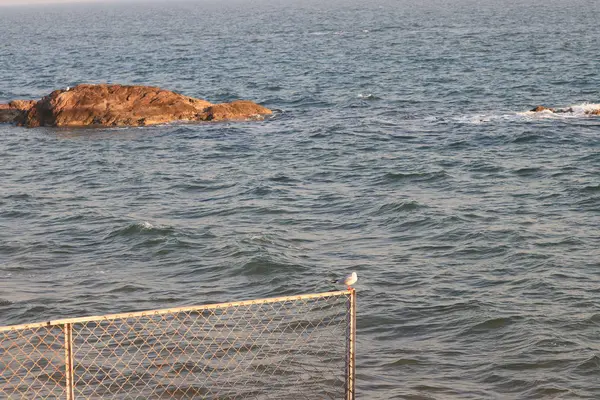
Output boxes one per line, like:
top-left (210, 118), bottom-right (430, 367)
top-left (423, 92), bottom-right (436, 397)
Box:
top-left (0, 0), bottom-right (101, 4)
top-left (0, 0), bottom-right (142, 5)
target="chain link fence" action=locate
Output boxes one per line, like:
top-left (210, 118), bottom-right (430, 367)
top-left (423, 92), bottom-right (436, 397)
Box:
top-left (1, 290), bottom-right (356, 399)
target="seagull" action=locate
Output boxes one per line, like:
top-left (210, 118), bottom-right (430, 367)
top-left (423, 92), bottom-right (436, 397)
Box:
top-left (334, 272), bottom-right (358, 290)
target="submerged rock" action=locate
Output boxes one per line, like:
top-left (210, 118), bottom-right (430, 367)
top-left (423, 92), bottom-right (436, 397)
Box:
top-left (0, 84), bottom-right (272, 127)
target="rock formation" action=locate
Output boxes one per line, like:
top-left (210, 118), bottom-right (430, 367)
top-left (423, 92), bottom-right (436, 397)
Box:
top-left (530, 105), bottom-right (600, 115)
top-left (530, 105), bottom-right (555, 113)
top-left (0, 84), bottom-right (272, 128)
top-left (0, 100), bottom-right (37, 123)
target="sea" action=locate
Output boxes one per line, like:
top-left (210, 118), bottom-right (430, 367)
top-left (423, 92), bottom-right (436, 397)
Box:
top-left (0, 0), bottom-right (599, 398)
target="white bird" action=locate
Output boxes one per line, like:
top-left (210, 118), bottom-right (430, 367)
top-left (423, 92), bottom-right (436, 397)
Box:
top-left (334, 272), bottom-right (358, 290)
top-left (65, 87), bottom-right (70, 92)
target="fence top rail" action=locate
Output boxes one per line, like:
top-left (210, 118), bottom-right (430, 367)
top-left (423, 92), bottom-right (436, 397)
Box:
top-left (0, 289), bottom-right (354, 333)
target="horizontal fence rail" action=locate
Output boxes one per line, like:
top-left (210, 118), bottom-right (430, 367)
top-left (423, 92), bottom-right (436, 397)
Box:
top-left (1, 290), bottom-right (356, 399)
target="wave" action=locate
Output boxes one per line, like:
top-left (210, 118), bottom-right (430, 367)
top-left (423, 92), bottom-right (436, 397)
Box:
top-left (104, 221), bottom-right (174, 239)
top-left (370, 200), bottom-right (426, 216)
top-left (462, 316), bottom-right (524, 335)
top-left (0, 298), bottom-right (13, 306)
top-left (581, 184), bottom-right (600, 193)
top-left (239, 257), bottom-right (308, 277)
top-left (357, 93), bottom-right (381, 100)
top-left (575, 354), bottom-right (600, 375)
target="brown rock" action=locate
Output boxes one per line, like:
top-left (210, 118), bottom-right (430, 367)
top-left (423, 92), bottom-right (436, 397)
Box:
top-left (530, 105), bottom-right (555, 112)
top-left (0, 109), bottom-right (21, 123)
top-left (585, 109), bottom-right (600, 115)
top-left (0, 99), bottom-right (37, 123)
top-left (1, 84), bottom-right (272, 127)
top-left (9, 100), bottom-right (37, 111)
top-left (198, 100), bottom-right (273, 121)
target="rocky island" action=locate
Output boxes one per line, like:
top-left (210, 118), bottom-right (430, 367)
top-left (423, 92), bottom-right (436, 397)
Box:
top-left (0, 84), bottom-right (272, 128)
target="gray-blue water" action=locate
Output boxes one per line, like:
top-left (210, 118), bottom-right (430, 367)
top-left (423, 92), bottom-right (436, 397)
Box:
top-left (1, 0), bottom-right (599, 398)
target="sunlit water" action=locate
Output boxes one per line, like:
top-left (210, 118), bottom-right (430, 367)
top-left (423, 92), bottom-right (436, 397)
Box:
top-left (1, 0), bottom-right (599, 398)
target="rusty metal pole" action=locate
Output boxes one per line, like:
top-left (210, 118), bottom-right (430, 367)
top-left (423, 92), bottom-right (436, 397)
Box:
top-left (346, 289), bottom-right (356, 400)
top-left (64, 323), bottom-right (75, 400)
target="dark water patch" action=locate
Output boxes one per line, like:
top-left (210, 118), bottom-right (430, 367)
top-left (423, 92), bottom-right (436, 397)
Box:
top-left (4, 193), bottom-right (34, 201)
top-left (563, 314), bottom-right (600, 331)
top-left (462, 316), bottom-right (524, 335)
top-left (466, 161), bottom-right (504, 173)
top-left (108, 284), bottom-right (147, 294)
top-left (377, 170), bottom-right (449, 184)
top-left (0, 298), bottom-right (13, 306)
top-left (578, 153), bottom-right (600, 162)
top-left (371, 200), bottom-right (426, 216)
top-left (587, 313), bottom-right (600, 324)
top-left (534, 237), bottom-right (585, 248)
top-left (130, 236), bottom-right (182, 250)
top-left (511, 133), bottom-right (543, 144)
top-left (498, 358), bottom-right (574, 371)
top-left (171, 181), bottom-right (238, 192)
top-left (536, 192), bottom-right (561, 200)
top-left (384, 358), bottom-right (422, 367)
top-left (574, 355), bottom-right (600, 376)
top-left (408, 244), bottom-right (455, 252)
top-left (450, 243), bottom-right (510, 258)
top-left (581, 184), bottom-right (600, 193)
top-left (512, 167), bottom-right (543, 177)
top-left (268, 174), bottom-right (299, 183)
top-left (238, 257), bottom-right (308, 276)
top-left (573, 196), bottom-right (600, 211)
top-left (524, 386), bottom-right (572, 399)
top-left (534, 338), bottom-right (580, 352)
top-left (0, 209), bottom-right (37, 219)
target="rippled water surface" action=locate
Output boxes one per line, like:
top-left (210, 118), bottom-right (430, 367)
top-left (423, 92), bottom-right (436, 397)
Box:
top-left (1, 0), bottom-right (600, 398)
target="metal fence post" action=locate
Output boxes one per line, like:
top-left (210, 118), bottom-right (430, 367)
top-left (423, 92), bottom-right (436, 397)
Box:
top-left (346, 289), bottom-right (356, 400)
top-left (64, 323), bottom-right (75, 400)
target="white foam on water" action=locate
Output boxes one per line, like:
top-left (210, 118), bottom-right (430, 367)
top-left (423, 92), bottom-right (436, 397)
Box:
top-left (453, 103), bottom-right (600, 124)
top-left (519, 103), bottom-right (600, 119)
top-left (569, 102), bottom-right (600, 114)
top-left (451, 113), bottom-right (519, 124)
top-left (139, 221), bottom-right (155, 229)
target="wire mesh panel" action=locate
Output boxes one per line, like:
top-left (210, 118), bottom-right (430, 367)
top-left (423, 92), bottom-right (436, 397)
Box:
top-left (0, 325), bottom-right (67, 399)
top-left (0, 290), bottom-right (355, 399)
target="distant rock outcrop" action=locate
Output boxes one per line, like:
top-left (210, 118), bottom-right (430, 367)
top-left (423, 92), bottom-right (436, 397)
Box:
top-left (530, 105), bottom-right (600, 115)
top-left (530, 105), bottom-right (555, 113)
top-left (0, 84), bottom-right (272, 127)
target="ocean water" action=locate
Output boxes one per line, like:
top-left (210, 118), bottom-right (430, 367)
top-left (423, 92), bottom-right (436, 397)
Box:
top-left (1, 0), bottom-right (599, 398)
